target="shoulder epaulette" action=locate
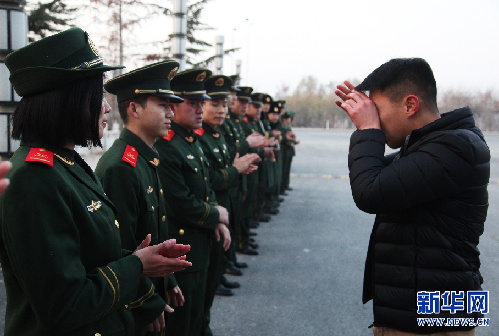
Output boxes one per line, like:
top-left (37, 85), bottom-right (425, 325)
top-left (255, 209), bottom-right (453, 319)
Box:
top-left (194, 128), bottom-right (204, 136)
top-left (243, 116), bottom-right (248, 122)
top-left (25, 148), bottom-right (54, 167)
top-left (122, 145), bottom-right (138, 168)
top-left (163, 129), bottom-right (174, 141)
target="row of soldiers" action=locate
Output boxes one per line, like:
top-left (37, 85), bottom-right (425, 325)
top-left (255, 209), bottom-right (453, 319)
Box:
top-left (95, 59), bottom-right (299, 336)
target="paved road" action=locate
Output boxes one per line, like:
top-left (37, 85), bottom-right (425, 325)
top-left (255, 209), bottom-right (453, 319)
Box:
top-left (0, 128), bottom-right (498, 335)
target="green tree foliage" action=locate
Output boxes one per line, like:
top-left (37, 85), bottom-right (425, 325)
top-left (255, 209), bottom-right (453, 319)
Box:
top-left (28, 0), bottom-right (77, 42)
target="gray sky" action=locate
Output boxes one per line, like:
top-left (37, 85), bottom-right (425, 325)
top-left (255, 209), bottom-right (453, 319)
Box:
top-left (195, 0), bottom-right (499, 97)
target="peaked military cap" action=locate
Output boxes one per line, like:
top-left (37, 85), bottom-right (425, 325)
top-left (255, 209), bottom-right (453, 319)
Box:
top-left (204, 75), bottom-right (233, 99)
top-left (250, 92), bottom-right (265, 106)
top-left (104, 60), bottom-right (183, 103)
top-left (236, 86), bottom-right (253, 101)
top-left (5, 27), bottom-right (124, 97)
top-left (268, 101), bottom-right (282, 114)
top-left (229, 74), bottom-right (240, 91)
top-left (171, 68), bottom-right (212, 100)
top-left (263, 94), bottom-right (273, 104)
top-left (282, 112), bottom-right (291, 119)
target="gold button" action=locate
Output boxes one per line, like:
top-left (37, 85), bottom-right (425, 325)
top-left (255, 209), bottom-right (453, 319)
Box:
top-left (195, 168), bottom-right (198, 172)
top-left (225, 164), bottom-right (228, 168)
top-left (162, 215), bottom-right (166, 222)
top-left (223, 150), bottom-right (226, 153)
top-left (115, 220), bottom-right (119, 228)
top-left (179, 229), bottom-right (185, 235)
top-left (151, 206), bottom-right (155, 211)
top-left (95, 334), bottom-right (101, 336)
top-left (160, 189), bottom-right (163, 195)
top-left (218, 158), bottom-right (222, 162)
top-left (204, 177), bottom-right (207, 181)
top-left (125, 304), bottom-right (129, 309)
top-left (206, 197), bottom-right (209, 202)
top-left (200, 157), bottom-right (203, 162)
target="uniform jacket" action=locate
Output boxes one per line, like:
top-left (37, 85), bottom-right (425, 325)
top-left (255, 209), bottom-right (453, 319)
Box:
top-left (0, 143), bottom-right (155, 336)
top-left (155, 122), bottom-right (219, 272)
top-left (220, 111), bottom-right (247, 193)
top-left (95, 128), bottom-right (176, 329)
top-left (348, 107), bottom-right (490, 333)
top-left (195, 122), bottom-right (238, 210)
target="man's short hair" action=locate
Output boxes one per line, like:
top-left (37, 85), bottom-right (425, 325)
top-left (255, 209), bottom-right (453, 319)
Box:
top-left (356, 58), bottom-right (438, 110)
top-left (118, 95), bottom-right (150, 124)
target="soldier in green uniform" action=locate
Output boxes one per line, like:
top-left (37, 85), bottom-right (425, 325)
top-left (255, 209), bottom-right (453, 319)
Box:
top-left (281, 111), bottom-right (299, 192)
top-left (224, 87), bottom-right (267, 255)
top-left (0, 27), bottom-right (191, 336)
top-left (95, 60), bottom-right (185, 335)
top-left (241, 93), bottom-right (276, 224)
top-left (196, 75), bottom-right (258, 335)
top-left (155, 69), bottom-right (231, 336)
top-left (267, 101), bottom-right (286, 201)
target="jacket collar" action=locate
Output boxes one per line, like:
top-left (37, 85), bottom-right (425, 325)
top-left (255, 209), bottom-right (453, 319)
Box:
top-left (171, 121), bottom-right (196, 144)
top-left (120, 128), bottom-right (160, 167)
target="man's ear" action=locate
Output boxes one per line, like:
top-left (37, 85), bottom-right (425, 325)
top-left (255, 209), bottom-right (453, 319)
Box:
top-left (405, 95), bottom-right (419, 117)
top-left (129, 102), bottom-right (140, 120)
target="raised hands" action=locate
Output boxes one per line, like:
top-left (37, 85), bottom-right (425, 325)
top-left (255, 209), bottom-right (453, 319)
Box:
top-left (335, 81), bottom-right (381, 130)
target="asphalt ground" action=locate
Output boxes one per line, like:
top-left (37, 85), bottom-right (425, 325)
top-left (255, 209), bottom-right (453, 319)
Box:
top-left (0, 128), bottom-right (498, 335)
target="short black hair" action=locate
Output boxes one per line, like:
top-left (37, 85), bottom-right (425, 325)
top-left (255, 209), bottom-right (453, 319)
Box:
top-left (356, 58), bottom-right (438, 110)
top-left (11, 75), bottom-right (104, 147)
top-left (117, 95), bottom-right (149, 124)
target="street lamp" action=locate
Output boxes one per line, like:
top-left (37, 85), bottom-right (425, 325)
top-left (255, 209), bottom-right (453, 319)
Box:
top-left (0, 0), bottom-right (27, 158)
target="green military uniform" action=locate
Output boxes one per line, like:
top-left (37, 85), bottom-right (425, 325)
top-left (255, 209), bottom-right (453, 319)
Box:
top-left (95, 60), bottom-right (184, 335)
top-left (0, 27), bottom-right (160, 336)
top-left (0, 144), bottom-right (155, 336)
top-left (95, 129), bottom-right (174, 333)
top-left (280, 112), bottom-right (296, 192)
top-left (155, 69), bottom-right (220, 336)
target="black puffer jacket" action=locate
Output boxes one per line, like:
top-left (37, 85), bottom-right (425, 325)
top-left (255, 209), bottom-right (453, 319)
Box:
top-left (348, 107), bottom-right (490, 334)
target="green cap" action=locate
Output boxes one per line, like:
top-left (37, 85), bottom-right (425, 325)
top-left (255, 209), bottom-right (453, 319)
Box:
top-left (250, 92), bottom-right (265, 106)
top-left (5, 27), bottom-right (124, 97)
top-left (205, 75), bottom-right (233, 99)
top-left (229, 74), bottom-right (240, 91)
top-left (263, 94), bottom-right (273, 104)
top-left (268, 101), bottom-right (282, 114)
top-left (104, 60), bottom-right (183, 103)
top-left (282, 112), bottom-right (291, 119)
top-left (236, 86), bottom-right (253, 101)
top-left (171, 68), bottom-right (212, 100)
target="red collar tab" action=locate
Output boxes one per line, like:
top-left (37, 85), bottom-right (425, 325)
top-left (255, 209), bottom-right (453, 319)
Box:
top-left (122, 145), bottom-right (138, 168)
top-left (25, 148), bottom-right (54, 167)
top-left (163, 129), bottom-right (174, 141)
top-left (194, 128), bottom-right (204, 136)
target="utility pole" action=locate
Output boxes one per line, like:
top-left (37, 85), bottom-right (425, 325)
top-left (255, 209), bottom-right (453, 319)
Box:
top-left (214, 35), bottom-right (224, 75)
top-left (172, 0), bottom-right (187, 71)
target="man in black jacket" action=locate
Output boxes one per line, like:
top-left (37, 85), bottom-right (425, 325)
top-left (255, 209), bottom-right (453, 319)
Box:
top-left (335, 58), bottom-right (490, 335)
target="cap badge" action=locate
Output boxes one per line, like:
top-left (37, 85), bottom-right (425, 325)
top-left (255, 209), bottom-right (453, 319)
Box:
top-left (187, 154), bottom-right (194, 159)
top-left (196, 71), bottom-right (207, 82)
top-left (168, 67), bottom-right (179, 81)
top-left (147, 186), bottom-right (153, 194)
top-left (215, 78), bottom-right (224, 86)
top-left (149, 158), bottom-right (159, 167)
top-left (274, 107), bottom-right (278, 112)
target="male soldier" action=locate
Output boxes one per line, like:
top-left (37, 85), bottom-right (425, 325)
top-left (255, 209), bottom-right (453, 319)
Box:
top-left (95, 60), bottom-right (185, 336)
top-left (280, 111), bottom-right (299, 192)
top-left (335, 58), bottom-right (489, 335)
top-left (195, 74), bottom-right (258, 334)
top-left (241, 92), bottom-right (276, 224)
top-left (155, 69), bottom-right (231, 336)
top-left (225, 87), bottom-right (267, 256)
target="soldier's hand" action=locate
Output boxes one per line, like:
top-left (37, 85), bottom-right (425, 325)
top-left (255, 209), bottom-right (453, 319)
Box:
top-left (214, 223), bottom-right (231, 251)
top-left (0, 160), bottom-right (11, 196)
top-left (133, 235), bottom-right (192, 277)
top-left (167, 286), bottom-right (185, 307)
top-left (214, 205), bottom-right (229, 225)
top-left (264, 147), bottom-right (275, 159)
top-left (147, 304), bottom-right (174, 333)
top-left (246, 133), bottom-right (266, 148)
top-left (233, 153), bottom-right (258, 174)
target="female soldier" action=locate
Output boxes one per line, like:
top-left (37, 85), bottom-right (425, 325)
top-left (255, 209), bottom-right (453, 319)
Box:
top-left (0, 27), bottom-right (191, 336)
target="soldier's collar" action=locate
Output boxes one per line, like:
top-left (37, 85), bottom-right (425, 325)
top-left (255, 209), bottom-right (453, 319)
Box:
top-left (171, 121), bottom-right (197, 144)
top-left (120, 128), bottom-right (160, 166)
